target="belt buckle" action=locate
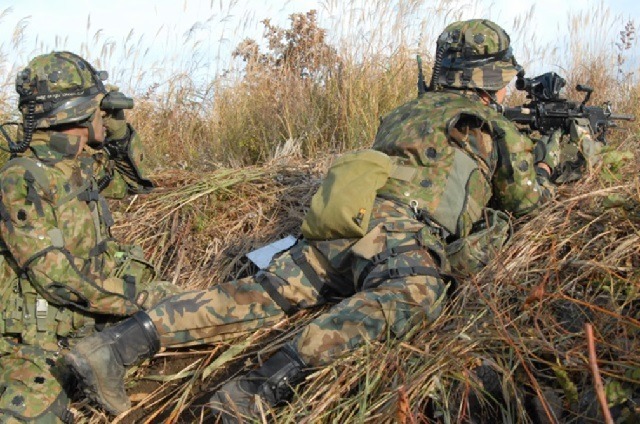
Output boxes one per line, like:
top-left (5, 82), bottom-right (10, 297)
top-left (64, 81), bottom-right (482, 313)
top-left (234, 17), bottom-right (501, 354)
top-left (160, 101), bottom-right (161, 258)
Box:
top-left (36, 298), bottom-right (49, 319)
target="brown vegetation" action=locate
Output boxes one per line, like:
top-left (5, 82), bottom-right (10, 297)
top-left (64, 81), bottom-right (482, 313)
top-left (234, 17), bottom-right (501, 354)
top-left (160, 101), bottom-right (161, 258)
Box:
top-left (0, 1), bottom-right (639, 423)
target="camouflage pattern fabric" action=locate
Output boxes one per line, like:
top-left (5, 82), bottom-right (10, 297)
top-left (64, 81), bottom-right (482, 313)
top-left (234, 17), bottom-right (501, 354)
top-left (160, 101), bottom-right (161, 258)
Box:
top-left (145, 89), bottom-right (555, 370)
top-left (147, 199), bottom-right (447, 368)
top-left (533, 128), bottom-right (562, 171)
top-left (148, 282), bottom-right (286, 347)
top-left (16, 51), bottom-right (106, 129)
top-left (293, 200), bottom-right (447, 366)
top-left (434, 19), bottom-right (521, 91)
top-left (102, 126), bottom-right (154, 194)
top-left (445, 208), bottom-right (512, 279)
top-left (373, 89), bottom-right (555, 236)
top-left (89, 127), bottom-right (155, 198)
top-left (0, 129), bottom-right (178, 422)
top-left (536, 118), bottom-right (602, 184)
top-left (570, 118), bottom-right (603, 165)
top-left (0, 345), bottom-right (70, 423)
top-left (0, 132), bottom-right (140, 317)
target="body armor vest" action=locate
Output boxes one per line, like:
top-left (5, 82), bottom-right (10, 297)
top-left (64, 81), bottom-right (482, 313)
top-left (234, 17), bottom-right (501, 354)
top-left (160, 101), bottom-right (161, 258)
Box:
top-left (373, 91), bottom-right (501, 238)
top-left (0, 133), bottom-right (146, 351)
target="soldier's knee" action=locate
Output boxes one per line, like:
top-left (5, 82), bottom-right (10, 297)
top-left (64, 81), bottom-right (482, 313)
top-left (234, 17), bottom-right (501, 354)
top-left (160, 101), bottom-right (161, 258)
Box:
top-left (370, 277), bottom-right (445, 339)
top-left (0, 347), bottom-right (73, 423)
top-left (0, 381), bottom-right (72, 424)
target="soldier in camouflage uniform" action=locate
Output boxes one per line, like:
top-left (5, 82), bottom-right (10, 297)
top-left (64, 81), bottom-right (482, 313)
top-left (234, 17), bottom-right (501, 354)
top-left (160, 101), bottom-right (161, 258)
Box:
top-left (63, 20), bottom-right (598, 421)
top-left (0, 51), bottom-right (179, 423)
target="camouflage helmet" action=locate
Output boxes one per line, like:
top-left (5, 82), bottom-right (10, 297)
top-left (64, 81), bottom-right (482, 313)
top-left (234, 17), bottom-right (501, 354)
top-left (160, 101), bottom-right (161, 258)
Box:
top-left (432, 19), bottom-right (522, 91)
top-left (15, 51), bottom-right (108, 129)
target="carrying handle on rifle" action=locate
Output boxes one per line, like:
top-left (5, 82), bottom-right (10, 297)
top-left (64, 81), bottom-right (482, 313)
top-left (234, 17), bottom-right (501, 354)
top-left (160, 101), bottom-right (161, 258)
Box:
top-left (576, 84), bottom-right (593, 105)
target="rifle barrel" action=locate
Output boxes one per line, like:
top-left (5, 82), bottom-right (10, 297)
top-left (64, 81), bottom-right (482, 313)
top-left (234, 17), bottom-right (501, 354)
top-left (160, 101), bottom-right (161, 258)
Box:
top-left (609, 113), bottom-right (635, 121)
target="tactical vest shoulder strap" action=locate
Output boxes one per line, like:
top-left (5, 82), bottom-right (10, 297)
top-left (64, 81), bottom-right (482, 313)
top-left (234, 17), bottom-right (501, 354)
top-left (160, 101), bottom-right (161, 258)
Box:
top-left (0, 157), bottom-right (95, 209)
top-left (389, 163), bottom-right (417, 182)
top-left (0, 157), bottom-right (53, 197)
top-left (56, 180), bottom-right (92, 207)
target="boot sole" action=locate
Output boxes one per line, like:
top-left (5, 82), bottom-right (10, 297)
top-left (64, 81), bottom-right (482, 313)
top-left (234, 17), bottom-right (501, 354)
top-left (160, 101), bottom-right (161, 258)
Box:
top-left (63, 351), bottom-right (129, 416)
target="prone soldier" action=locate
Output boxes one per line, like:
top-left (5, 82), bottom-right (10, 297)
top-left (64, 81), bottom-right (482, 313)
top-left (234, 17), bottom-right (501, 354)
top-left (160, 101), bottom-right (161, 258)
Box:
top-left (63, 19), bottom-right (600, 422)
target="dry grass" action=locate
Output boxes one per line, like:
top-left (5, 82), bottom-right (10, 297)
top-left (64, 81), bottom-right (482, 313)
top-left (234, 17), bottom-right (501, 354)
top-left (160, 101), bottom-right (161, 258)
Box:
top-left (90, 131), bottom-right (640, 424)
top-left (110, 156), bottom-right (328, 289)
top-left (1, 1), bottom-right (637, 167)
top-left (0, 1), bottom-right (639, 423)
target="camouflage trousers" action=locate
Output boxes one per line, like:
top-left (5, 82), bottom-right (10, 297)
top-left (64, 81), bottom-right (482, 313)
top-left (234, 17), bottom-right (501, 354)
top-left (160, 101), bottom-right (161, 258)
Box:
top-left (147, 199), bottom-right (449, 366)
top-left (0, 279), bottom-right (179, 423)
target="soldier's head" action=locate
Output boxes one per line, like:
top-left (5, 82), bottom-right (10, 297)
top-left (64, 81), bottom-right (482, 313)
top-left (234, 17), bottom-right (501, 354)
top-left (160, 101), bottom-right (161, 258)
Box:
top-left (13, 51), bottom-right (108, 152)
top-left (431, 19), bottom-right (522, 95)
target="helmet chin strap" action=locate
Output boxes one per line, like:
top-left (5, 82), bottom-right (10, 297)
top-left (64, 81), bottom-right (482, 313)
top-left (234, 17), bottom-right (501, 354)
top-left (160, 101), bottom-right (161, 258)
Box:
top-left (472, 87), bottom-right (500, 107)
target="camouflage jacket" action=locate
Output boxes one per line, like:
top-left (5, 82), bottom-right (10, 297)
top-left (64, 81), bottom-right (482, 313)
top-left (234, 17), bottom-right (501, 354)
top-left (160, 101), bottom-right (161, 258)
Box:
top-left (0, 130), bottom-right (151, 349)
top-left (373, 90), bottom-right (555, 238)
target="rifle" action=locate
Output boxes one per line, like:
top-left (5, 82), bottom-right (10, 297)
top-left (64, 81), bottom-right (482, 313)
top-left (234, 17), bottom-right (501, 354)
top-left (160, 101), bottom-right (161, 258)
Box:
top-left (503, 72), bottom-right (635, 143)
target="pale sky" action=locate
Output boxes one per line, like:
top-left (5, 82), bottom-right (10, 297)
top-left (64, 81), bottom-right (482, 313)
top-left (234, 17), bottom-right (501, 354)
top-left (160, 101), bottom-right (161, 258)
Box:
top-left (0, 0), bottom-right (638, 94)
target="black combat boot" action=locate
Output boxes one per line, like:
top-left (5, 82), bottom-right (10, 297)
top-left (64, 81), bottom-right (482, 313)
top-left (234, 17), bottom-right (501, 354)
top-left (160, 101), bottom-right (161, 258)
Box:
top-left (62, 311), bottom-right (160, 415)
top-left (209, 344), bottom-right (309, 423)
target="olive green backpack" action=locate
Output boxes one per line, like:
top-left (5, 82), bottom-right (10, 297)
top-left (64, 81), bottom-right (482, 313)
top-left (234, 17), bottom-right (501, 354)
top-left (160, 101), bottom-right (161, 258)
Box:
top-left (301, 150), bottom-right (395, 240)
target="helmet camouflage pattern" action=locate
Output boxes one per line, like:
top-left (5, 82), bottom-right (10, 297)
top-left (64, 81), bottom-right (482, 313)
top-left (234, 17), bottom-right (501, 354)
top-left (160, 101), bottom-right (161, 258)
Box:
top-left (15, 51), bottom-right (108, 129)
top-left (434, 19), bottom-right (522, 91)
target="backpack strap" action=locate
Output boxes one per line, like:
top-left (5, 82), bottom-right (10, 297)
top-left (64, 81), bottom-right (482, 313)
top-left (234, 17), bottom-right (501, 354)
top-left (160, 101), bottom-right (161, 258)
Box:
top-left (0, 157), bottom-right (53, 197)
top-left (356, 241), bottom-right (426, 290)
top-left (0, 157), bottom-right (96, 210)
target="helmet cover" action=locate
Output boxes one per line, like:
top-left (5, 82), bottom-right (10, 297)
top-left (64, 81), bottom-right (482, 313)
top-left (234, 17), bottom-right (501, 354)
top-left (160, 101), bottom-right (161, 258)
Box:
top-left (15, 51), bottom-right (108, 129)
top-left (435, 19), bottom-right (522, 91)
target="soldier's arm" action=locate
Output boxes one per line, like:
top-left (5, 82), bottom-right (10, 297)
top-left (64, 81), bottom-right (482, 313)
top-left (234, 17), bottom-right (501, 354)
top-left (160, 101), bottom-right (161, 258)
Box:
top-left (491, 118), bottom-right (556, 216)
top-left (0, 168), bottom-right (139, 316)
top-left (99, 125), bottom-right (155, 199)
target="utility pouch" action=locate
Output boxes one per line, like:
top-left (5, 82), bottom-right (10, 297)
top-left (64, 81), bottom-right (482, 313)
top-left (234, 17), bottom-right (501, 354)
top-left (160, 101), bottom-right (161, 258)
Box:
top-left (445, 208), bottom-right (512, 278)
top-left (2, 290), bottom-right (24, 336)
top-left (111, 244), bottom-right (157, 289)
top-left (1, 242), bottom-right (26, 339)
top-left (302, 150), bottom-right (394, 240)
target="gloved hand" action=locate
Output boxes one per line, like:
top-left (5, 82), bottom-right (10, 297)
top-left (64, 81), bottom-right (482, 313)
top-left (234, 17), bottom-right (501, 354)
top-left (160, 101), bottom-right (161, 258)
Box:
top-left (533, 129), bottom-right (561, 177)
top-left (102, 108), bottom-right (129, 160)
top-left (102, 86), bottom-right (129, 141)
top-left (103, 109), bottom-right (128, 140)
top-left (569, 118), bottom-right (602, 165)
top-left (553, 118), bottom-right (601, 183)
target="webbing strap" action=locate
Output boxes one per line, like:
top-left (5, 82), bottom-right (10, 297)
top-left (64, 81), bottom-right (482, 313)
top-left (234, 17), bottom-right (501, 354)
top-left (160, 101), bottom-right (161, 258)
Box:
top-left (462, 67), bottom-right (473, 84)
top-left (0, 157), bottom-right (52, 197)
top-left (77, 189), bottom-right (100, 202)
top-left (370, 243), bottom-right (423, 266)
top-left (88, 239), bottom-right (109, 257)
top-left (0, 196), bottom-right (15, 233)
top-left (365, 266), bottom-right (442, 290)
top-left (24, 171), bottom-right (45, 217)
top-left (123, 275), bottom-right (137, 301)
top-left (99, 197), bottom-right (114, 227)
top-left (255, 272), bottom-right (299, 315)
top-left (290, 245), bottom-right (352, 298)
top-left (290, 245), bottom-right (327, 296)
top-left (493, 121), bottom-right (514, 183)
top-left (357, 242), bottom-right (424, 289)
